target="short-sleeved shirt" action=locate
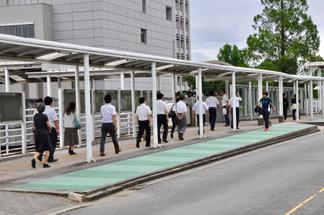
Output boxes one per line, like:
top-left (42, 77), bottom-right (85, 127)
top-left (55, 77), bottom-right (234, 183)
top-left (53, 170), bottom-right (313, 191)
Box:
top-left (33, 113), bottom-right (49, 135)
top-left (176, 100), bottom-right (188, 114)
top-left (206, 96), bottom-right (219, 108)
top-left (221, 94), bottom-right (229, 107)
top-left (230, 96), bottom-right (242, 108)
top-left (192, 102), bottom-right (209, 115)
top-left (259, 97), bottom-right (272, 112)
top-left (136, 104), bottom-right (152, 121)
top-left (101, 103), bottom-right (117, 123)
top-left (157, 100), bottom-right (168, 115)
top-left (44, 105), bottom-right (58, 127)
top-left (64, 113), bottom-right (77, 128)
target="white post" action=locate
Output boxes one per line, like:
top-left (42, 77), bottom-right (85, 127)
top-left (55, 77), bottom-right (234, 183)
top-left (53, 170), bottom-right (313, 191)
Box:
top-left (248, 81), bottom-right (253, 120)
top-left (179, 75), bottom-right (183, 93)
top-left (58, 88), bottom-right (64, 148)
top-left (120, 72), bottom-right (125, 90)
top-left (293, 82), bottom-right (296, 94)
top-left (278, 76), bottom-right (284, 119)
top-left (172, 73), bottom-right (176, 103)
top-left (310, 80), bottom-right (314, 120)
top-left (57, 77), bottom-right (61, 89)
top-left (198, 68), bottom-right (204, 138)
top-left (131, 71), bottom-right (136, 138)
top-left (232, 72), bottom-right (237, 131)
top-left (46, 73), bottom-right (51, 97)
top-left (225, 80), bottom-right (229, 97)
top-left (322, 80), bottom-right (324, 118)
top-left (151, 62), bottom-right (160, 148)
top-left (4, 66), bottom-right (9, 92)
top-left (21, 92), bottom-right (27, 154)
top-left (258, 74), bottom-right (263, 101)
top-left (84, 54), bottom-right (94, 162)
top-left (296, 80), bottom-right (300, 122)
top-left (75, 66), bottom-right (82, 146)
top-left (266, 81), bottom-right (269, 92)
top-left (305, 84), bottom-right (309, 115)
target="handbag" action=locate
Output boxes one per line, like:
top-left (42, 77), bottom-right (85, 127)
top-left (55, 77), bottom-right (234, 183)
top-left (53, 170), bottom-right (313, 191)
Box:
top-left (73, 116), bottom-right (81, 130)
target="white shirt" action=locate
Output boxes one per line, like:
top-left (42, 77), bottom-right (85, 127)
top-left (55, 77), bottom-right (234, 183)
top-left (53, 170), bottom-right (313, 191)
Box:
top-left (157, 100), bottom-right (168, 115)
top-left (44, 105), bottom-right (58, 127)
top-left (192, 102), bottom-right (209, 115)
top-left (206, 96), bottom-right (219, 108)
top-left (230, 96), bottom-right (242, 108)
top-left (64, 113), bottom-right (77, 128)
top-left (221, 94), bottom-right (229, 107)
top-left (176, 100), bottom-right (187, 114)
top-left (136, 103), bottom-right (152, 121)
top-left (101, 103), bottom-right (117, 123)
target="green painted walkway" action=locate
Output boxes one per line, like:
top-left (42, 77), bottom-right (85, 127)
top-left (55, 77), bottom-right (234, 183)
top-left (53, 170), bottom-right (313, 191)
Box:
top-left (18, 124), bottom-right (312, 193)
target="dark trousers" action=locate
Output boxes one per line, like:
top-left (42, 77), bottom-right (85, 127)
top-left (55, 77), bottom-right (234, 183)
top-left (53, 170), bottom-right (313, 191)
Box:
top-left (283, 107), bottom-right (288, 120)
top-left (100, 123), bottom-right (119, 153)
top-left (224, 113), bottom-right (230, 126)
top-left (263, 111), bottom-right (270, 129)
top-left (196, 114), bottom-right (206, 134)
top-left (208, 107), bottom-right (217, 129)
top-left (48, 128), bottom-right (57, 161)
top-left (157, 115), bottom-right (168, 143)
top-left (231, 107), bottom-right (240, 129)
top-left (292, 109), bottom-right (300, 120)
top-left (171, 116), bottom-right (177, 136)
top-left (137, 120), bottom-right (151, 147)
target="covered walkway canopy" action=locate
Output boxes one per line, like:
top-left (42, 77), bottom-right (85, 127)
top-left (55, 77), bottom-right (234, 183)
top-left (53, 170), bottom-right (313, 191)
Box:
top-left (1, 34), bottom-right (324, 162)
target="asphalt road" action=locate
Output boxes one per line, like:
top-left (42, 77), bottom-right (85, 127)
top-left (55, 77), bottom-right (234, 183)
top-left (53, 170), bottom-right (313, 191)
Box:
top-left (63, 131), bottom-right (324, 215)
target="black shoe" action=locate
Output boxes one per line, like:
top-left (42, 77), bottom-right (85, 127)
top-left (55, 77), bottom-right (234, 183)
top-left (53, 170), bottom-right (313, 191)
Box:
top-left (48, 158), bottom-right (58, 163)
top-left (115, 148), bottom-right (121, 154)
top-left (69, 150), bottom-right (77, 155)
top-left (43, 164), bottom-right (50, 168)
top-left (31, 159), bottom-right (36, 169)
top-left (171, 133), bottom-right (174, 139)
top-left (211, 128), bottom-right (214, 131)
top-left (163, 140), bottom-right (168, 143)
top-left (100, 153), bottom-right (106, 157)
top-left (136, 142), bottom-right (140, 148)
top-left (158, 141), bottom-right (162, 144)
top-left (145, 144), bottom-right (151, 147)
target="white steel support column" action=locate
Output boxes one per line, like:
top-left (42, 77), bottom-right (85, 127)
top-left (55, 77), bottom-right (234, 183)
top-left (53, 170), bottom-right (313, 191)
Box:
top-left (4, 66), bottom-right (9, 92)
top-left (179, 75), bottom-right (183, 93)
top-left (57, 77), bottom-right (61, 89)
top-left (46, 73), bottom-right (51, 96)
top-left (310, 80), bottom-right (314, 120)
top-left (151, 62), bottom-right (161, 148)
top-left (266, 81), bottom-right (269, 92)
top-left (131, 71), bottom-right (136, 138)
top-left (75, 66), bottom-right (82, 146)
top-left (172, 74), bottom-right (176, 103)
top-left (58, 88), bottom-right (64, 148)
top-left (258, 74), bottom-right (263, 101)
top-left (248, 81), bottom-right (253, 120)
top-left (278, 76), bottom-right (284, 119)
top-left (322, 80), bottom-right (324, 118)
top-left (120, 72), bottom-right (125, 90)
top-left (225, 80), bottom-right (229, 96)
top-left (21, 92), bottom-right (27, 154)
top-left (232, 72), bottom-right (237, 131)
top-left (84, 54), bottom-right (94, 162)
top-left (198, 68), bottom-right (204, 138)
top-left (293, 82), bottom-right (296, 94)
top-left (305, 84), bottom-right (309, 115)
top-left (296, 80), bottom-right (300, 121)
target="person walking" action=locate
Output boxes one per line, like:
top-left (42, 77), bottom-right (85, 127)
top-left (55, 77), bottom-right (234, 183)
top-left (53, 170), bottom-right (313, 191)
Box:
top-left (44, 96), bottom-right (59, 162)
top-left (192, 98), bottom-right (209, 135)
top-left (169, 97), bottom-right (179, 139)
top-left (185, 91), bottom-right (196, 126)
top-left (206, 91), bottom-right (219, 131)
top-left (259, 91), bottom-right (272, 131)
top-left (176, 95), bottom-right (188, 141)
top-left (230, 92), bottom-right (242, 130)
top-left (220, 90), bottom-right (230, 126)
top-left (64, 102), bottom-right (80, 155)
top-left (283, 93), bottom-right (289, 120)
top-left (136, 97), bottom-right (152, 148)
top-left (100, 94), bottom-right (121, 156)
top-left (157, 92), bottom-right (168, 144)
top-left (31, 104), bottom-right (51, 168)
top-left (291, 94), bottom-right (300, 120)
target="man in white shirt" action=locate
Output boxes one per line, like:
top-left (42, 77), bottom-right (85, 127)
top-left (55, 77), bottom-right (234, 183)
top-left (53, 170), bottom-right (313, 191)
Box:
top-left (157, 92), bottom-right (168, 144)
top-left (206, 91), bottom-right (220, 131)
top-left (192, 98), bottom-right (209, 134)
top-left (136, 97), bottom-right (152, 148)
top-left (176, 95), bottom-right (187, 141)
top-left (43, 96), bottom-right (59, 162)
top-left (230, 92), bottom-right (242, 130)
top-left (100, 94), bottom-right (120, 157)
top-left (220, 90), bottom-right (230, 126)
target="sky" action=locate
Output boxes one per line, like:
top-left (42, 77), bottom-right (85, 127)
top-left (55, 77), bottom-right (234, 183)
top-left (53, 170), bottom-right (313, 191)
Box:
top-left (190, 0), bottom-right (324, 62)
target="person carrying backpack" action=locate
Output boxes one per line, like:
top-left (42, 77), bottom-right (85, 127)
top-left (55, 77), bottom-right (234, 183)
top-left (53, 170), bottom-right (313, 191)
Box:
top-left (259, 91), bottom-right (272, 131)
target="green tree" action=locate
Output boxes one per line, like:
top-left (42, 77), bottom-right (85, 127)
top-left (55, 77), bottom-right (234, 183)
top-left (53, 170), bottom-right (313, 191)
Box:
top-left (217, 44), bottom-right (249, 67)
top-left (247, 0), bottom-right (320, 74)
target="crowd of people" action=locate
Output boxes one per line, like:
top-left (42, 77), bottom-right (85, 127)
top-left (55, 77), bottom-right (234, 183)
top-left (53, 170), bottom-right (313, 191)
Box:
top-left (31, 89), bottom-right (299, 169)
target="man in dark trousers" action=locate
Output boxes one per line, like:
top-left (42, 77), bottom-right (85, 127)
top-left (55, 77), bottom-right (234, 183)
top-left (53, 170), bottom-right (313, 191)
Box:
top-left (100, 94), bottom-right (121, 157)
top-left (136, 97), bottom-right (152, 148)
top-left (259, 91), bottom-right (272, 131)
top-left (157, 92), bottom-right (168, 143)
top-left (283, 93), bottom-right (289, 120)
top-left (43, 96), bottom-right (59, 162)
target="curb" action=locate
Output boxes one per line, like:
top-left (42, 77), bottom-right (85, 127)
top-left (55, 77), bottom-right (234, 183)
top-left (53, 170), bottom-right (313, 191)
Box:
top-left (3, 125), bottom-right (319, 202)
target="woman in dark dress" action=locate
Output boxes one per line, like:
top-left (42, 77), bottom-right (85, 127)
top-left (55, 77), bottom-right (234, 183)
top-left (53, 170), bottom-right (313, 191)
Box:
top-left (31, 104), bottom-right (51, 168)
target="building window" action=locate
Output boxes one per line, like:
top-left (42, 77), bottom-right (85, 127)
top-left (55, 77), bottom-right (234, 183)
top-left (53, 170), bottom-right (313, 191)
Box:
top-left (141, 28), bottom-right (147, 44)
top-left (166, 6), bottom-right (172, 21)
top-left (142, 0), bottom-right (146, 13)
top-left (0, 24), bottom-right (35, 38)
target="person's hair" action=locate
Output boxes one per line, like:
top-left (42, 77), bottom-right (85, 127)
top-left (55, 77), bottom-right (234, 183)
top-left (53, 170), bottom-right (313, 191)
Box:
top-left (293, 94), bottom-right (296, 98)
top-left (44, 96), bottom-right (53, 105)
top-left (37, 103), bottom-right (46, 113)
top-left (157, 93), bottom-right (164, 100)
top-left (263, 91), bottom-right (269, 96)
top-left (209, 91), bottom-right (215, 96)
top-left (283, 93), bottom-right (286, 96)
top-left (187, 91), bottom-right (193, 96)
top-left (179, 95), bottom-right (185, 100)
top-left (104, 94), bottom-right (112, 103)
top-left (65, 102), bottom-right (76, 115)
top-left (176, 97), bottom-right (180, 103)
top-left (175, 91), bottom-right (181, 97)
top-left (36, 98), bottom-right (43, 103)
top-left (139, 97), bottom-right (145, 104)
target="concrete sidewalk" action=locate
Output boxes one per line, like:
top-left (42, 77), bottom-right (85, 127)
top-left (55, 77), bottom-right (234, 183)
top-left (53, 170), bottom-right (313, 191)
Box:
top-left (2, 122), bottom-right (318, 202)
